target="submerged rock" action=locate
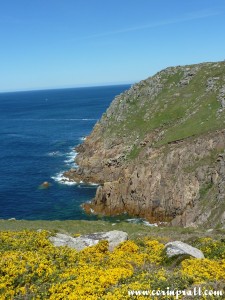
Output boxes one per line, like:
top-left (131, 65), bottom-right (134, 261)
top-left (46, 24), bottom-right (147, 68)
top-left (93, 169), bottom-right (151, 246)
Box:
top-left (49, 230), bottom-right (128, 251)
top-left (165, 241), bottom-right (204, 259)
top-left (39, 181), bottom-right (51, 189)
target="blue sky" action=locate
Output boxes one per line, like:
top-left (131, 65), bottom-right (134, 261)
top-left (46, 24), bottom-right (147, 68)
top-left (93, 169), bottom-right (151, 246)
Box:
top-left (0, 0), bottom-right (225, 92)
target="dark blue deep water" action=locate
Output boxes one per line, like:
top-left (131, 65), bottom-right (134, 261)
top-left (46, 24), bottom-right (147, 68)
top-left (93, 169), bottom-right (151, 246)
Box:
top-left (0, 85), bottom-right (130, 220)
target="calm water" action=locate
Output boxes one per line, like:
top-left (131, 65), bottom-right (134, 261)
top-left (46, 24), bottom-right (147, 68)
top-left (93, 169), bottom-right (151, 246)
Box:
top-left (0, 85), bottom-right (130, 220)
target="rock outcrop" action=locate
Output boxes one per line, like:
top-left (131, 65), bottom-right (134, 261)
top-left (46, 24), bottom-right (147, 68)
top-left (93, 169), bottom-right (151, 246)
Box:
top-left (49, 230), bottom-right (128, 251)
top-left (65, 61), bottom-right (225, 227)
top-left (165, 241), bottom-right (204, 259)
top-left (39, 181), bottom-right (51, 189)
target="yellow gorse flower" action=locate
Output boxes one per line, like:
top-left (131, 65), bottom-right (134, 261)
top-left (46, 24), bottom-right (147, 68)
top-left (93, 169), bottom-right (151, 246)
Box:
top-left (0, 230), bottom-right (224, 299)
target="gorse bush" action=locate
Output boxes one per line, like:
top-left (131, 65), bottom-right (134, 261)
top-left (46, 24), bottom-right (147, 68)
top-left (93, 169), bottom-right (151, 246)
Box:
top-left (0, 231), bottom-right (225, 299)
top-left (193, 237), bottom-right (225, 260)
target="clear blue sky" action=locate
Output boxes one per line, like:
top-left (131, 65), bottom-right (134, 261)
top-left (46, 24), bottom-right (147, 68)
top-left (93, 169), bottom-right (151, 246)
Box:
top-left (0, 0), bottom-right (225, 92)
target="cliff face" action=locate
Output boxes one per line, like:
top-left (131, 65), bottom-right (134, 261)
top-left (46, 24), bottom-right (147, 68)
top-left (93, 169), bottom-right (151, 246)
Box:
top-left (65, 61), bottom-right (225, 227)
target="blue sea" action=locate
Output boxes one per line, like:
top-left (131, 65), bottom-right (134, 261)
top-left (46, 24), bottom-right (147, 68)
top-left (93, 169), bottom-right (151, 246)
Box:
top-left (0, 85), bottom-right (130, 220)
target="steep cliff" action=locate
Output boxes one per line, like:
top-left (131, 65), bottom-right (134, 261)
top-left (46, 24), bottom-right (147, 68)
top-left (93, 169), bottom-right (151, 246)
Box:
top-left (65, 61), bottom-right (225, 227)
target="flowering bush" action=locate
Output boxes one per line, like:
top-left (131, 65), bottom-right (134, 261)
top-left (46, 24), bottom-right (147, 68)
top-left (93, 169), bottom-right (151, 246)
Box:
top-left (0, 230), bottom-right (224, 299)
top-left (181, 258), bottom-right (225, 284)
top-left (194, 237), bottom-right (225, 260)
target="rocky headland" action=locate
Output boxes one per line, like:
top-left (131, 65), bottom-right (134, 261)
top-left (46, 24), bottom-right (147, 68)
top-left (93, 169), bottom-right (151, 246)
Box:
top-left (65, 61), bottom-right (225, 227)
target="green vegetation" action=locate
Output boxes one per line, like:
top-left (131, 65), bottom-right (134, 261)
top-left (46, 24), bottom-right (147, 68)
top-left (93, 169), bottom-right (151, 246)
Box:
top-left (0, 219), bottom-right (225, 241)
top-left (127, 144), bottom-right (140, 160)
top-left (102, 61), bottom-right (225, 159)
top-left (199, 182), bottom-right (214, 199)
top-left (1, 225), bottom-right (225, 299)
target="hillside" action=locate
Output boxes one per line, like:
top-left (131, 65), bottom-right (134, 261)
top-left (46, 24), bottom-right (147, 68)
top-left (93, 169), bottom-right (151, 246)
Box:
top-left (65, 61), bottom-right (225, 227)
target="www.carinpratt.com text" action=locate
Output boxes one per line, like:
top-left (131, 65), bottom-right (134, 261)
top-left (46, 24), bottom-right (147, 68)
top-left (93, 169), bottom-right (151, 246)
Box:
top-left (128, 287), bottom-right (223, 299)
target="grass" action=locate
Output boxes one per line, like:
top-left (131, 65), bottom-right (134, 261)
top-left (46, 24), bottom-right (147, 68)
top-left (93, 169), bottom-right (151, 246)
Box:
top-left (1, 219), bottom-right (225, 241)
top-left (126, 144), bottom-right (140, 160)
top-left (155, 94), bottom-right (222, 147)
top-left (199, 182), bottom-right (214, 199)
top-left (100, 61), bottom-right (225, 159)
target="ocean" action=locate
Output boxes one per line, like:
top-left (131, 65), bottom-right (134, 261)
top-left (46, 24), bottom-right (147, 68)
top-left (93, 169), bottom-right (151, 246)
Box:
top-left (0, 85), bottom-right (130, 220)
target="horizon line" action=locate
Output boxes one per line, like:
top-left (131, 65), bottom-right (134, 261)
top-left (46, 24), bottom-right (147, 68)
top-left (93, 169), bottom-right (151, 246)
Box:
top-left (0, 81), bottom-right (134, 94)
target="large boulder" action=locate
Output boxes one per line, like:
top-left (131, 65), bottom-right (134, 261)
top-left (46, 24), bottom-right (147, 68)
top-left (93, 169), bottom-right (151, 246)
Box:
top-left (165, 241), bottom-right (204, 259)
top-left (49, 230), bottom-right (128, 251)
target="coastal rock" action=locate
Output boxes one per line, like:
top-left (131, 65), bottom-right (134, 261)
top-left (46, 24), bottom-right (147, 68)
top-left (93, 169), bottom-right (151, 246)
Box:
top-left (165, 241), bottom-right (204, 259)
top-left (40, 181), bottom-right (51, 188)
top-left (49, 230), bottom-right (128, 251)
top-left (80, 131), bottom-right (225, 226)
top-left (66, 61), bottom-right (225, 228)
top-left (218, 85), bottom-right (225, 109)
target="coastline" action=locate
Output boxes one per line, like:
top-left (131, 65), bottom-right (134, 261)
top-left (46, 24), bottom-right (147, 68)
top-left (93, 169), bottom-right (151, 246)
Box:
top-left (62, 61), bottom-right (225, 228)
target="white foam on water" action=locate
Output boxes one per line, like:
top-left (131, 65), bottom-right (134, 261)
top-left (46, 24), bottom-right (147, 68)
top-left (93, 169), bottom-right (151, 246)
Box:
top-left (47, 151), bottom-right (63, 157)
top-left (126, 218), bottom-right (158, 226)
top-left (51, 146), bottom-right (99, 186)
top-left (51, 172), bottom-right (77, 185)
top-left (142, 220), bottom-right (158, 227)
top-left (126, 218), bottom-right (140, 224)
top-left (50, 145), bottom-right (81, 185)
top-left (89, 182), bottom-right (98, 186)
top-left (64, 149), bottom-right (78, 167)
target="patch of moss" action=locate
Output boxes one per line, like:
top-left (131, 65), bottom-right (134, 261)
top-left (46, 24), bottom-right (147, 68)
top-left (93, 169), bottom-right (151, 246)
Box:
top-left (199, 182), bottom-right (214, 199)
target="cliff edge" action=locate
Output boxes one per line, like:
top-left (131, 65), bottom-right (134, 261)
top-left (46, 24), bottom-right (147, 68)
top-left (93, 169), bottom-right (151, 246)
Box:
top-left (65, 61), bottom-right (225, 227)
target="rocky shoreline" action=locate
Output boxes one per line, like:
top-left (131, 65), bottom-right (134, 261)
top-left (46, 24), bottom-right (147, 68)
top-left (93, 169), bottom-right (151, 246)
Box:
top-left (65, 129), bottom-right (225, 227)
top-left (65, 61), bottom-right (225, 228)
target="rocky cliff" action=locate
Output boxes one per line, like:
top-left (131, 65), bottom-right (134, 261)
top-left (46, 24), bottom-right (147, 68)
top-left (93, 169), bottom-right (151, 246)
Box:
top-left (65, 61), bottom-right (225, 227)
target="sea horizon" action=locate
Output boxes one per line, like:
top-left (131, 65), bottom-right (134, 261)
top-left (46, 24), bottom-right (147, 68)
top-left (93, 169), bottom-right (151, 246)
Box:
top-left (0, 82), bottom-right (134, 95)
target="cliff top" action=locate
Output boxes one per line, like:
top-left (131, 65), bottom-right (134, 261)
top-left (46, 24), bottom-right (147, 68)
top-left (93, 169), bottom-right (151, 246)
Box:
top-left (97, 61), bottom-right (225, 159)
